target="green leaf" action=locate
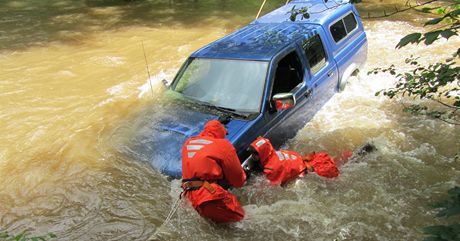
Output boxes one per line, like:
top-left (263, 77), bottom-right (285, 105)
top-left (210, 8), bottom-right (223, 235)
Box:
top-left (435, 7), bottom-right (446, 14)
top-left (13, 231), bottom-right (27, 241)
top-left (424, 223), bottom-right (460, 240)
top-left (423, 225), bottom-right (451, 236)
top-left (0, 231), bottom-right (9, 239)
top-left (397, 33), bottom-right (422, 48)
top-left (440, 30), bottom-right (458, 40)
top-left (425, 18), bottom-right (443, 26)
top-left (424, 31), bottom-right (442, 45)
top-left (423, 236), bottom-right (446, 241)
top-left (448, 9), bottom-right (460, 18)
top-left (421, 7), bottom-right (432, 13)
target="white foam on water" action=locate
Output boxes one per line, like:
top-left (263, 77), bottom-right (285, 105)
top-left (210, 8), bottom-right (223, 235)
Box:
top-left (96, 81), bottom-right (137, 107)
top-left (107, 82), bottom-right (125, 95)
top-left (296, 71), bottom-right (397, 135)
top-left (177, 44), bottom-right (191, 54)
top-left (90, 55), bottom-right (125, 67)
top-left (137, 69), bottom-right (176, 98)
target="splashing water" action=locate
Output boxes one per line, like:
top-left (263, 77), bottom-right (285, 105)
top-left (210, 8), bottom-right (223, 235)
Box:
top-left (0, 1), bottom-right (459, 240)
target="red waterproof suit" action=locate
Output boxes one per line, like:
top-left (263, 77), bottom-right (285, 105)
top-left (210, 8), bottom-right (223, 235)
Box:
top-left (250, 137), bottom-right (340, 185)
top-left (250, 137), bottom-right (306, 185)
top-left (303, 152), bottom-right (340, 178)
top-left (181, 120), bottom-right (246, 223)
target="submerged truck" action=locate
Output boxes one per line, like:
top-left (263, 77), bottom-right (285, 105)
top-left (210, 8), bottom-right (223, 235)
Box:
top-left (136, 0), bottom-right (367, 177)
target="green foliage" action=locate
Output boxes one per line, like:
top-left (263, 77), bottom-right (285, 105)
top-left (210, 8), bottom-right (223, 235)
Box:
top-left (288, 6), bottom-right (310, 22)
top-left (288, 0), bottom-right (361, 22)
top-left (396, 3), bottom-right (460, 48)
top-left (434, 187), bottom-right (460, 218)
top-left (370, 0), bottom-right (460, 125)
top-left (0, 230), bottom-right (56, 241)
top-left (372, 55), bottom-right (460, 124)
top-left (423, 187), bottom-right (460, 241)
top-left (423, 224), bottom-right (460, 241)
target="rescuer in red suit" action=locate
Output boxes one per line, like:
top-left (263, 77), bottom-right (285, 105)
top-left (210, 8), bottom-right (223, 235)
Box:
top-left (181, 120), bottom-right (246, 223)
top-left (249, 137), bottom-right (343, 185)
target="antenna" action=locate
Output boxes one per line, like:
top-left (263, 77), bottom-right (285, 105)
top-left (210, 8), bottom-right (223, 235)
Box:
top-left (255, 0), bottom-right (267, 19)
top-left (141, 41), bottom-right (155, 98)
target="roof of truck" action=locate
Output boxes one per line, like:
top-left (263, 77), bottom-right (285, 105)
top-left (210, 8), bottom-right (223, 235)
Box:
top-left (192, 23), bottom-right (319, 61)
top-left (192, 0), bottom-right (353, 61)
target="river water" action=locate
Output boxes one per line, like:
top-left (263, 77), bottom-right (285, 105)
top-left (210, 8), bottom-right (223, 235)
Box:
top-left (0, 0), bottom-right (459, 240)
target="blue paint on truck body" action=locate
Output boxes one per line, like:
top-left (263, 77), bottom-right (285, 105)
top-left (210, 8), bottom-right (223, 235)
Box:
top-left (142, 0), bottom-right (367, 177)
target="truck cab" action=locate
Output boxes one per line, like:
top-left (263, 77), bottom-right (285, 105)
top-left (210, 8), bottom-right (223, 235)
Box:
top-left (131, 0), bottom-right (367, 177)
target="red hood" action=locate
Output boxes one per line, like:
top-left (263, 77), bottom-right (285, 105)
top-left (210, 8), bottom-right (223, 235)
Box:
top-left (199, 120), bottom-right (227, 139)
top-left (250, 137), bottom-right (274, 162)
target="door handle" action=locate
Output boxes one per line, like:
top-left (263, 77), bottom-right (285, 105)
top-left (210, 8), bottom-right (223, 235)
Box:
top-left (328, 71), bottom-right (334, 77)
top-left (305, 89), bottom-right (313, 98)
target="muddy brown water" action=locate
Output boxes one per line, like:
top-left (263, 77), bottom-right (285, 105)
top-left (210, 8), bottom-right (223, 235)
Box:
top-left (0, 0), bottom-right (459, 240)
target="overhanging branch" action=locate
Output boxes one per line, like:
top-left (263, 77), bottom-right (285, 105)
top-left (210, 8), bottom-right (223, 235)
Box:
top-left (363, 0), bottom-right (439, 19)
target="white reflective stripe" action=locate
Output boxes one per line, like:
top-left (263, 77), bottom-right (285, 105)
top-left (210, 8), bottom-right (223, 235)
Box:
top-left (186, 145), bottom-right (204, 151)
top-left (276, 151), bottom-right (284, 160)
top-left (284, 153), bottom-right (290, 160)
top-left (291, 155), bottom-right (297, 160)
top-left (255, 139), bottom-right (266, 147)
top-left (190, 139), bottom-right (212, 145)
top-left (188, 152), bottom-right (196, 158)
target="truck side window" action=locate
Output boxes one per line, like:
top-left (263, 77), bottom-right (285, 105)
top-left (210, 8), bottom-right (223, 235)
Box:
top-left (330, 20), bottom-right (347, 42)
top-left (272, 51), bottom-right (303, 96)
top-left (330, 12), bottom-right (358, 42)
top-left (302, 35), bottom-right (327, 75)
top-left (343, 13), bottom-right (357, 33)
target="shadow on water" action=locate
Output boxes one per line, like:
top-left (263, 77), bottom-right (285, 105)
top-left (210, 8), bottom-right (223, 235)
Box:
top-left (0, 0), bottom-right (287, 51)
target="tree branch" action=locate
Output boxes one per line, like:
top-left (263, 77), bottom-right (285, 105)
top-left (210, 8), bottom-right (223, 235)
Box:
top-left (435, 99), bottom-right (460, 109)
top-left (363, 0), bottom-right (439, 19)
top-left (438, 117), bottom-right (460, 125)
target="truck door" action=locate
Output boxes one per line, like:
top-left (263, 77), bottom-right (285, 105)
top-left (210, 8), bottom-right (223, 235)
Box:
top-left (263, 33), bottom-right (339, 148)
top-left (262, 47), bottom-right (314, 148)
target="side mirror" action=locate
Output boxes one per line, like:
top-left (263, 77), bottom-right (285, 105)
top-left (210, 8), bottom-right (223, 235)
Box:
top-left (162, 79), bottom-right (171, 88)
top-left (272, 93), bottom-right (296, 111)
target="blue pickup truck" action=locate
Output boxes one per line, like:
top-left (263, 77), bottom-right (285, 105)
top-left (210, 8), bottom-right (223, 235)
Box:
top-left (133, 0), bottom-right (367, 177)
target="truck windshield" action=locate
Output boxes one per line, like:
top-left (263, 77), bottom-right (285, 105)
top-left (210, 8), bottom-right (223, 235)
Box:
top-left (172, 58), bottom-right (268, 113)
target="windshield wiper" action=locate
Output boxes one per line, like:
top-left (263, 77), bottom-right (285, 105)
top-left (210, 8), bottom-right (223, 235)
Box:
top-left (181, 97), bottom-right (251, 119)
top-left (213, 106), bottom-right (250, 119)
top-left (199, 102), bottom-right (250, 119)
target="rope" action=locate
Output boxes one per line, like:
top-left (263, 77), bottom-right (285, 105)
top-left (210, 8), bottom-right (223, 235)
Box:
top-left (255, 0), bottom-right (268, 19)
top-left (163, 194), bottom-right (182, 224)
top-left (148, 192), bottom-right (183, 240)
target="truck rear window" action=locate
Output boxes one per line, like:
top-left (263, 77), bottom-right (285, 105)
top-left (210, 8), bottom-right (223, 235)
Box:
top-left (330, 13), bottom-right (358, 42)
